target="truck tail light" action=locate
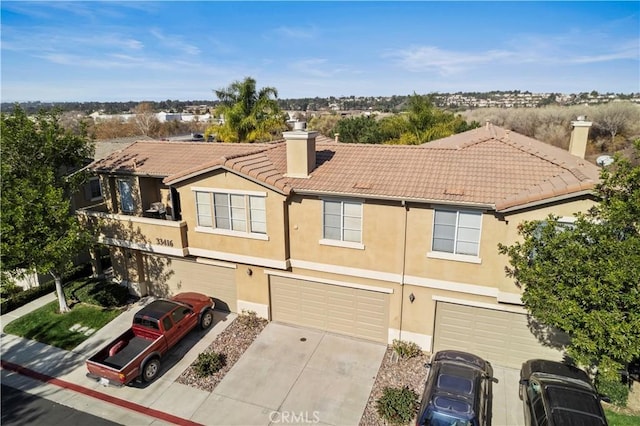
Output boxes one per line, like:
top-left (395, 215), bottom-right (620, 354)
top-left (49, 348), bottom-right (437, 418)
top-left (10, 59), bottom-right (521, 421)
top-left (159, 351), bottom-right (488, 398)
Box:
top-left (119, 373), bottom-right (126, 382)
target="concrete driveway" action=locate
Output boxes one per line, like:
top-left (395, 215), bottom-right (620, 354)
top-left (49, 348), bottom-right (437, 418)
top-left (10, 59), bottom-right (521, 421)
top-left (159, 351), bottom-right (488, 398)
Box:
top-left (191, 322), bottom-right (386, 426)
top-left (492, 365), bottom-right (525, 426)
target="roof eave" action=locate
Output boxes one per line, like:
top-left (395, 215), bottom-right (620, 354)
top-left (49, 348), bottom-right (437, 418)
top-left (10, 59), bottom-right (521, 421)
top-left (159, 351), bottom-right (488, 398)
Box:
top-left (496, 189), bottom-right (596, 214)
top-left (292, 189), bottom-right (495, 209)
top-left (166, 165), bottom-right (289, 196)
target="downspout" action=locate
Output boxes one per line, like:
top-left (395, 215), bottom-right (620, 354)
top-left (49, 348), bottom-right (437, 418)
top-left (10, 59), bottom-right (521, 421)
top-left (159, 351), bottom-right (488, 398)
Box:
top-left (398, 199), bottom-right (409, 342)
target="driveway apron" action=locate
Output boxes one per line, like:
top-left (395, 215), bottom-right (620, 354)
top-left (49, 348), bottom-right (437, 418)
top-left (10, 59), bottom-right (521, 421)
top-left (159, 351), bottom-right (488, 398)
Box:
top-left (193, 322), bottom-right (386, 426)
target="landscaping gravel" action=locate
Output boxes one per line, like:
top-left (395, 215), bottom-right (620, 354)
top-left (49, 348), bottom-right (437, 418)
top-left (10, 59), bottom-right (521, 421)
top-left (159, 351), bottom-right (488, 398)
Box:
top-left (176, 314), bottom-right (267, 392)
top-left (360, 347), bottom-right (431, 426)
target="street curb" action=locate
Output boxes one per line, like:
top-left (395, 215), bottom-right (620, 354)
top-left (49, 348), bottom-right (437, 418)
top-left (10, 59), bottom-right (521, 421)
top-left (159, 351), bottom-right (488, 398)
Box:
top-left (1, 360), bottom-right (203, 426)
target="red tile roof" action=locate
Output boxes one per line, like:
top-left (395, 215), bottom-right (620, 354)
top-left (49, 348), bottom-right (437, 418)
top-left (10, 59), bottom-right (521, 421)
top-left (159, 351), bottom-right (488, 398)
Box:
top-left (91, 125), bottom-right (600, 212)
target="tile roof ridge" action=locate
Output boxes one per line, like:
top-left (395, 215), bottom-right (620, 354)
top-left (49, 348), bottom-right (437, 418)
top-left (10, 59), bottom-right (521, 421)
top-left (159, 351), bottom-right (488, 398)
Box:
top-left (497, 133), bottom-right (586, 171)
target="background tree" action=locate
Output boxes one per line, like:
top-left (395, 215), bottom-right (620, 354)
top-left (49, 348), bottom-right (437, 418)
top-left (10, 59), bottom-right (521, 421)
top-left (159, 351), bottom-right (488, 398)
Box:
top-left (333, 115), bottom-right (384, 144)
top-left (590, 101), bottom-right (640, 152)
top-left (1, 106), bottom-right (94, 312)
top-left (207, 77), bottom-right (287, 143)
top-left (399, 93), bottom-right (479, 144)
top-left (307, 113), bottom-right (341, 138)
top-left (499, 140), bottom-right (640, 402)
top-left (134, 102), bottom-right (160, 136)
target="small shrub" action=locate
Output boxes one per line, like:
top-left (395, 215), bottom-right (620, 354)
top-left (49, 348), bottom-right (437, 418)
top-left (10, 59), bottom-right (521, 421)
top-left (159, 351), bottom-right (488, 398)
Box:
top-left (237, 310), bottom-right (262, 328)
top-left (0, 282), bottom-right (24, 299)
top-left (596, 375), bottom-right (629, 407)
top-left (193, 351), bottom-right (226, 377)
top-left (90, 282), bottom-right (131, 307)
top-left (392, 339), bottom-right (422, 359)
top-left (0, 281), bottom-right (56, 314)
top-left (376, 386), bottom-right (419, 425)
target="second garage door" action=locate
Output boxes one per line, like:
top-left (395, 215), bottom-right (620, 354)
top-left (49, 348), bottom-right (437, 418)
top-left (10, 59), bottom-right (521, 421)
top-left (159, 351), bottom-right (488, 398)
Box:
top-left (433, 302), bottom-right (568, 369)
top-left (270, 276), bottom-right (389, 343)
top-left (145, 256), bottom-right (237, 312)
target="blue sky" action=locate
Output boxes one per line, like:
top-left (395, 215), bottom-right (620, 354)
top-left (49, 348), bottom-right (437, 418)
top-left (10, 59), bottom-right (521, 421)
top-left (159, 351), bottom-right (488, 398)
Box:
top-left (1, 1), bottom-right (638, 102)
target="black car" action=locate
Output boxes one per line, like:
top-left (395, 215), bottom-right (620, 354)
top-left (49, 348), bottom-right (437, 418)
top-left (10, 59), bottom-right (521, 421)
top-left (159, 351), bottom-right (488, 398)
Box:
top-left (519, 359), bottom-right (608, 426)
top-left (416, 350), bottom-right (494, 426)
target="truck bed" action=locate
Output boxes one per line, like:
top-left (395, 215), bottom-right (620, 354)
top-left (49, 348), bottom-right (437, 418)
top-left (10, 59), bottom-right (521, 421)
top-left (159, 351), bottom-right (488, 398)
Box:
top-left (101, 336), bottom-right (154, 370)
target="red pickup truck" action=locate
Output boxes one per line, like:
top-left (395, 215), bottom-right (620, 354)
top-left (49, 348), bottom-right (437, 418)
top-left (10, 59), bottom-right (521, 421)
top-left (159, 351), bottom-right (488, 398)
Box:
top-left (86, 292), bottom-right (215, 386)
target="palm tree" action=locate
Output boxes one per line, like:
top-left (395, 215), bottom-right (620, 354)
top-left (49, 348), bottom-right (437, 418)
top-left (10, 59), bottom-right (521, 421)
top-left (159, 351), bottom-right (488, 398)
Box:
top-left (210, 77), bottom-right (286, 143)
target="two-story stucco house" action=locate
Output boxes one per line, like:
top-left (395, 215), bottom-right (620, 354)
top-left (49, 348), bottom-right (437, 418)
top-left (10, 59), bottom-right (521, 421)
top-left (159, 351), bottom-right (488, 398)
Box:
top-left (78, 119), bottom-right (599, 368)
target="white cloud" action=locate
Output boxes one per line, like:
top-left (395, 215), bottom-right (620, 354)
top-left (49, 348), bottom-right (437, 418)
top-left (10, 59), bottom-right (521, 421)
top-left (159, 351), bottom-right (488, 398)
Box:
top-left (387, 46), bottom-right (514, 75)
top-left (272, 26), bottom-right (317, 40)
top-left (149, 28), bottom-right (200, 56)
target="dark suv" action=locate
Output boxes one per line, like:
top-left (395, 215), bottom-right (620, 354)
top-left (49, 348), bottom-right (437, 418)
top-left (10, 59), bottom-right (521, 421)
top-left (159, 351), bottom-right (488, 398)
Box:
top-left (519, 359), bottom-right (608, 426)
top-left (416, 350), bottom-right (494, 426)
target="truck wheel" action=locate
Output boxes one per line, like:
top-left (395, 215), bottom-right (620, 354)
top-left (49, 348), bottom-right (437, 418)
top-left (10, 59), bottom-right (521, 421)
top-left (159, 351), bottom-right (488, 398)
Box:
top-left (142, 358), bottom-right (161, 382)
top-left (200, 309), bottom-right (214, 330)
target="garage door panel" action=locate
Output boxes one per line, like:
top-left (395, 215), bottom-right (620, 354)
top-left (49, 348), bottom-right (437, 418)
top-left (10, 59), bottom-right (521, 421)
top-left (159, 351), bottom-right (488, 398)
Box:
top-left (434, 302), bottom-right (566, 369)
top-left (270, 276), bottom-right (388, 343)
top-left (146, 256), bottom-right (237, 312)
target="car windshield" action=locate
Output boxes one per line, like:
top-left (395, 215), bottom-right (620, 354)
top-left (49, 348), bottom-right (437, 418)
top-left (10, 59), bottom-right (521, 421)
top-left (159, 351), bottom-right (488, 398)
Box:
top-left (433, 395), bottom-right (472, 414)
top-left (421, 406), bottom-right (473, 426)
top-left (546, 386), bottom-right (602, 416)
top-left (551, 409), bottom-right (606, 426)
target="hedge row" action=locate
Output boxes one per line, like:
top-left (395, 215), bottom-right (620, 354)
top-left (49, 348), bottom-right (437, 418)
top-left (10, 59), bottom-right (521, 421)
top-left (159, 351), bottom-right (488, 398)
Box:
top-left (0, 263), bottom-right (93, 314)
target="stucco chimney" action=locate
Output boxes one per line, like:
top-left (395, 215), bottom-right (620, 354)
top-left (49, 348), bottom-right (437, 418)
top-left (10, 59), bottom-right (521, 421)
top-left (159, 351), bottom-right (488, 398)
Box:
top-left (569, 116), bottom-right (592, 159)
top-left (283, 124), bottom-right (318, 178)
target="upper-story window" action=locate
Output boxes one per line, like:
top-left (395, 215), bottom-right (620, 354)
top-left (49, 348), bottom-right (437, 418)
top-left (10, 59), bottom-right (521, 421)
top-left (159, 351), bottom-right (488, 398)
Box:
top-left (118, 179), bottom-right (134, 214)
top-left (194, 189), bottom-right (266, 237)
top-left (432, 209), bottom-right (482, 257)
top-left (323, 199), bottom-right (362, 244)
top-left (85, 177), bottom-right (103, 201)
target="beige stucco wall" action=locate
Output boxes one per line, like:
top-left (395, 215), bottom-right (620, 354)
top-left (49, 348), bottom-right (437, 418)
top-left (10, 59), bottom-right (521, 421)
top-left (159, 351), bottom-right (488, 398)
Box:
top-left (287, 195), bottom-right (406, 275)
top-left (235, 265), bottom-right (270, 307)
top-left (175, 169), bottom-right (288, 262)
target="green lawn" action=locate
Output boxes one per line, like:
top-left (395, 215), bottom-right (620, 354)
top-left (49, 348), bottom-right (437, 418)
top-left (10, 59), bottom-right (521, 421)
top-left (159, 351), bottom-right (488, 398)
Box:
top-left (3, 300), bottom-right (122, 350)
top-left (605, 408), bottom-right (640, 426)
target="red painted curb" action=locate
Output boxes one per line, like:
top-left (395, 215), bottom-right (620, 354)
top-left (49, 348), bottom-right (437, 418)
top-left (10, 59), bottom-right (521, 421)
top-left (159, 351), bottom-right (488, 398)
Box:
top-left (1, 360), bottom-right (204, 426)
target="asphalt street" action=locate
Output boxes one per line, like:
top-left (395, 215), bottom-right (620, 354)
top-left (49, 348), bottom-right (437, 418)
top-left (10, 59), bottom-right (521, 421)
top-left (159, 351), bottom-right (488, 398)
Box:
top-left (1, 384), bottom-right (122, 426)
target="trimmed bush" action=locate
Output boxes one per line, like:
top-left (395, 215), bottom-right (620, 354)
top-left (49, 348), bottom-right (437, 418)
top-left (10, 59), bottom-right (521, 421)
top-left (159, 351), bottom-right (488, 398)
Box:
top-left (1, 281), bottom-right (56, 314)
top-left (376, 386), bottom-right (419, 425)
top-left (0, 263), bottom-right (95, 314)
top-left (596, 375), bottom-right (629, 407)
top-left (193, 351), bottom-right (227, 377)
top-left (65, 279), bottom-right (130, 308)
top-left (392, 339), bottom-right (422, 359)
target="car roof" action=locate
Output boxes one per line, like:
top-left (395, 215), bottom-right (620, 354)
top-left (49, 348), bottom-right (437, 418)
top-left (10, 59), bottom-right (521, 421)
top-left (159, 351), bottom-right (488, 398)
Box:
top-left (135, 300), bottom-right (179, 320)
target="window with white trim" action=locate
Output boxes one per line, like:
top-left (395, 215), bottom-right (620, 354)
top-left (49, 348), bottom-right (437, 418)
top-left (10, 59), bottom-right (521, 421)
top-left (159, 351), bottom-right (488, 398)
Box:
top-left (118, 179), bottom-right (134, 213)
top-left (323, 200), bottom-right (362, 243)
top-left (195, 191), bottom-right (266, 234)
top-left (432, 209), bottom-right (481, 256)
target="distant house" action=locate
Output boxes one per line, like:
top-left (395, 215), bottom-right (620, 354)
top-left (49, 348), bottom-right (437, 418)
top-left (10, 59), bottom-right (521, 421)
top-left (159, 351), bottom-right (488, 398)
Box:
top-left (78, 119), bottom-right (599, 369)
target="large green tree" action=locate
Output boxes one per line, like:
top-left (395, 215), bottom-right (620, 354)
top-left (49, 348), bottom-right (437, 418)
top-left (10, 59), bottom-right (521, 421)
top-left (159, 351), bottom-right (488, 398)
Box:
top-left (1, 106), bottom-right (94, 312)
top-left (499, 141), bottom-right (640, 382)
top-left (207, 77), bottom-right (287, 143)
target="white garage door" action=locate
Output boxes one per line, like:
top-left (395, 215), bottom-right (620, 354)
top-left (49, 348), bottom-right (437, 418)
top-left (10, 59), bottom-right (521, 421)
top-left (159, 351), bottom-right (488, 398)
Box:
top-left (433, 302), bottom-right (568, 369)
top-left (270, 276), bottom-right (389, 343)
top-left (145, 256), bottom-right (237, 312)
